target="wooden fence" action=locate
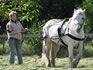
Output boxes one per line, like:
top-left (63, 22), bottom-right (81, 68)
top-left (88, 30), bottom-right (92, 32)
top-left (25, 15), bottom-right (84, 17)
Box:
top-left (0, 34), bottom-right (42, 50)
top-left (0, 33), bottom-right (93, 51)
top-left (0, 33), bottom-right (93, 38)
top-left (0, 34), bottom-right (42, 38)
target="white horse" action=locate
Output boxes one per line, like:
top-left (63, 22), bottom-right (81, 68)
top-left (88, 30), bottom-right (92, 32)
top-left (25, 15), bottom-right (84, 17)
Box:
top-left (42, 8), bottom-right (85, 68)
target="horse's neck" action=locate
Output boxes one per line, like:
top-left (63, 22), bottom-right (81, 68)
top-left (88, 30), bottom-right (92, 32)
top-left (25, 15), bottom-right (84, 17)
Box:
top-left (69, 26), bottom-right (84, 38)
top-left (65, 18), bottom-right (85, 38)
top-left (79, 27), bottom-right (85, 37)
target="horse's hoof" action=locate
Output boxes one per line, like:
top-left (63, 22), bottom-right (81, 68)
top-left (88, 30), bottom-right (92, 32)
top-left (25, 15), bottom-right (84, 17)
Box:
top-left (73, 65), bottom-right (77, 68)
top-left (51, 64), bottom-right (55, 67)
top-left (69, 65), bottom-right (73, 68)
top-left (69, 65), bottom-right (77, 68)
top-left (48, 63), bottom-right (51, 67)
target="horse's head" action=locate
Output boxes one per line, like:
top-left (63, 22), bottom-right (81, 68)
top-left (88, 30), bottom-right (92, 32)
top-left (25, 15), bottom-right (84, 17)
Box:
top-left (72, 8), bottom-right (85, 33)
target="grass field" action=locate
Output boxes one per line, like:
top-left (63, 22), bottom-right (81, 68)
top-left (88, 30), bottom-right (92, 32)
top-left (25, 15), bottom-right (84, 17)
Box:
top-left (0, 55), bottom-right (93, 70)
top-left (0, 41), bottom-right (93, 70)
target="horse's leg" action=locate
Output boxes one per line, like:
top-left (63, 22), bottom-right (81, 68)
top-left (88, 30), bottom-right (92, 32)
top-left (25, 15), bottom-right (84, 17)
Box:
top-left (73, 42), bottom-right (83, 68)
top-left (42, 38), bottom-right (51, 67)
top-left (50, 41), bottom-right (60, 67)
top-left (50, 41), bottom-right (55, 67)
top-left (68, 44), bottom-right (74, 68)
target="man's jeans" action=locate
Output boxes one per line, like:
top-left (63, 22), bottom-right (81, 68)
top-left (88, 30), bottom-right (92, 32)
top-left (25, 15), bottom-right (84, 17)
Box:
top-left (8, 38), bottom-right (23, 64)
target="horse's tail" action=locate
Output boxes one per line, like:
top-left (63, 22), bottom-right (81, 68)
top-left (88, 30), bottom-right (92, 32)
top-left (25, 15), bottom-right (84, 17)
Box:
top-left (42, 24), bottom-right (49, 61)
top-left (42, 38), bottom-right (52, 67)
top-left (43, 28), bottom-right (48, 39)
top-left (42, 39), bottom-right (46, 54)
top-left (41, 39), bottom-right (47, 62)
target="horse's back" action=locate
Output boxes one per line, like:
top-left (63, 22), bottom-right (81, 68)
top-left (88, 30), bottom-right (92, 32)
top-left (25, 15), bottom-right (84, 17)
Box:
top-left (43, 19), bottom-right (62, 28)
top-left (43, 19), bottom-right (63, 38)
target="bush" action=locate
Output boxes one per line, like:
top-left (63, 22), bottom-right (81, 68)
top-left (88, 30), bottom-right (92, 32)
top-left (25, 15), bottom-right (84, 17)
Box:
top-left (84, 45), bottom-right (93, 57)
top-left (22, 37), bottom-right (42, 56)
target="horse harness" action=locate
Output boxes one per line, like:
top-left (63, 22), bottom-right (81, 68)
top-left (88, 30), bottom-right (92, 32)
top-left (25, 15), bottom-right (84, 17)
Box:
top-left (58, 18), bottom-right (85, 47)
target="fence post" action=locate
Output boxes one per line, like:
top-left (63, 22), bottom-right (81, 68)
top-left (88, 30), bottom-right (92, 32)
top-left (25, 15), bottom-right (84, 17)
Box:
top-left (2, 38), bottom-right (5, 52)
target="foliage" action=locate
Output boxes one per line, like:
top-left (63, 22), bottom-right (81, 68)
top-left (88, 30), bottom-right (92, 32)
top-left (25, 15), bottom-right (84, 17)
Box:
top-left (0, 0), bottom-right (40, 33)
top-left (84, 45), bottom-right (93, 57)
top-left (22, 21), bottom-right (45, 55)
top-left (81, 0), bottom-right (93, 33)
top-left (40, 0), bottom-right (83, 19)
top-left (0, 0), bottom-right (42, 55)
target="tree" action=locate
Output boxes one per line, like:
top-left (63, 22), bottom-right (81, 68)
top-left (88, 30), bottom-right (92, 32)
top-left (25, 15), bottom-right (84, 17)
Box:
top-left (40, 0), bottom-right (83, 19)
top-left (81, 0), bottom-right (93, 33)
top-left (0, 0), bottom-right (40, 33)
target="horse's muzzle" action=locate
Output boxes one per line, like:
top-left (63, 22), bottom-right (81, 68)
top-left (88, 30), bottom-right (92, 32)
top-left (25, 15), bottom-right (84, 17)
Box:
top-left (77, 26), bottom-right (81, 33)
top-left (77, 24), bottom-right (83, 33)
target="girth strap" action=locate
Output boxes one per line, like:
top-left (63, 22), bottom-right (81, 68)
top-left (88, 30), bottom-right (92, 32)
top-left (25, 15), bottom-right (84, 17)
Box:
top-left (58, 18), bottom-right (69, 47)
top-left (58, 29), bottom-right (67, 46)
top-left (58, 27), bottom-right (67, 47)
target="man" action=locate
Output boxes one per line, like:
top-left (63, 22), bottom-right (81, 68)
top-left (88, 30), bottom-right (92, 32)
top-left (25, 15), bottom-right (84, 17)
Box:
top-left (6, 11), bottom-right (28, 64)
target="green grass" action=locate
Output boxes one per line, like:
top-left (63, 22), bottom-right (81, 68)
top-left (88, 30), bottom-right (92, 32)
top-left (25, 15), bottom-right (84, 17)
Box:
top-left (0, 41), bottom-right (93, 70)
top-left (0, 55), bottom-right (93, 70)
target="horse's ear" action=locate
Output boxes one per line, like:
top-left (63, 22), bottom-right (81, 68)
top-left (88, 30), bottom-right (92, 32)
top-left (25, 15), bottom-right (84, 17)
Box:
top-left (74, 9), bottom-right (77, 14)
top-left (74, 9), bottom-right (76, 12)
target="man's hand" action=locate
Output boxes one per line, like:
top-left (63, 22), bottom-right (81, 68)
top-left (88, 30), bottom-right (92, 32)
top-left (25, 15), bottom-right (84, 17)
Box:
top-left (25, 28), bottom-right (28, 32)
top-left (9, 28), bottom-right (28, 35)
top-left (21, 28), bottom-right (28, 33)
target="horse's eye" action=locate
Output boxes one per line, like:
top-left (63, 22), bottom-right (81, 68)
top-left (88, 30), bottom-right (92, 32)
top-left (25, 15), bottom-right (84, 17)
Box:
top-left (79, 13), bottom-right (82, 15)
